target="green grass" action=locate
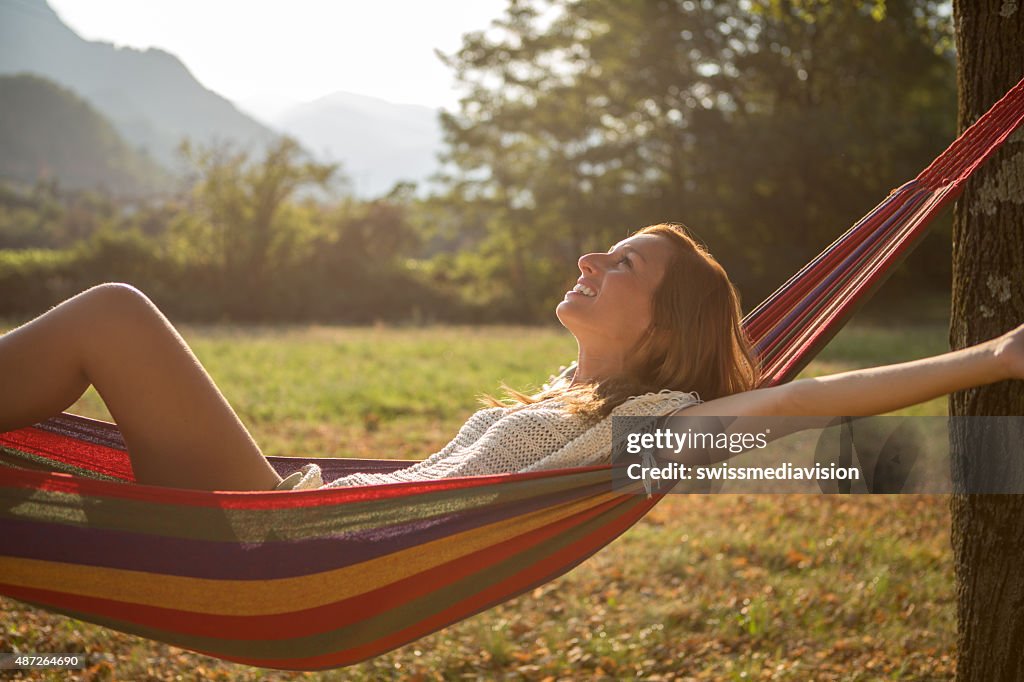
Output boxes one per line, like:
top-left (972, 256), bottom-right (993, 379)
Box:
top-left (0, 315), bottom-right (957, 680)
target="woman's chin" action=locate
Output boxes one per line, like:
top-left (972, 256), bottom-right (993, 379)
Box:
top-left (556, 298), bottom-right (591, 333)
top-left (555, 299), bottom-right (576, 327)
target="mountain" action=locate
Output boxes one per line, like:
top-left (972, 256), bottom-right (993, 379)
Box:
top-left (254, 91), bottom-right (444, 198)
top-left (0, 74), bottom-right (170, 195)
top-left (0, 0), bottom-right (278, 168)
top-left (235, 94), bottom-right (304, 124)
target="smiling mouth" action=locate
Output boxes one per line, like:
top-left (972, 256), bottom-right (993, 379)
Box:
top-left (570, 283), bottom-right (596, 297)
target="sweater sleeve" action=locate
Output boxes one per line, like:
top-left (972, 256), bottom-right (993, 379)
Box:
top-left (519, 389), bottom-right (702, 473)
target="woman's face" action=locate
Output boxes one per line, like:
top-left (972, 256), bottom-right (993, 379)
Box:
top-left (556, 233), bottom-right (674, 361)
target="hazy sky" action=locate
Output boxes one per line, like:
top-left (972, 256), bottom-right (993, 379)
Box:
top-left (46, 0), bottom-right (510, 111)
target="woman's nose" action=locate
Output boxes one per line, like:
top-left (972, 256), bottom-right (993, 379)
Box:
top-left (578, 252), bottom-right (603, 274)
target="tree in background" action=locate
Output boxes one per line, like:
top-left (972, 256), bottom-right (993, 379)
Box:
top-left (0, 143), bottom-right (451, 322)
top-left (0, 2), bottom-right (964, 325)
top-left (289, 182), bottom-right (433, 322)
top-left (949, 1), bottom-right (1024, 679)
top-left (435, 0), bottom-right (955, 319)
top-left (175, 137), bottom-right (337, 318)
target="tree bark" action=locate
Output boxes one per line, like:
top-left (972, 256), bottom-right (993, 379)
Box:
top-left (950, 2), bottom-right (1024, 680)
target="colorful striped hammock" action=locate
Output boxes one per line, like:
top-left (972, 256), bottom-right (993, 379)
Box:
top-left (2, 76), bottom-right (1023, 671)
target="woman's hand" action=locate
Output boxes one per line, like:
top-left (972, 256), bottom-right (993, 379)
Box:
top-left (992, 322), bottom-right (1024, 381)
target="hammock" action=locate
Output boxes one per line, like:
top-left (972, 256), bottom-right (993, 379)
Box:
top-left (1, 76), bottom-right (1023, 671)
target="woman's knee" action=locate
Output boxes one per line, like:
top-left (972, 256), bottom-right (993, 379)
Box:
top-left (62, 284), bottom-right (173, 356)
top-left (71, 284), bottom-right (185, 386)
top-left (79, 283), bottom-right (161, 323)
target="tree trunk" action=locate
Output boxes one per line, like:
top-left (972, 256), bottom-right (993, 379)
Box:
top-left (950, 2), bottom-right (1024, 680)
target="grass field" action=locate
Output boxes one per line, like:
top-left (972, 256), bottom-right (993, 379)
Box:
top-left (0, 316), bottom-right (957, 680)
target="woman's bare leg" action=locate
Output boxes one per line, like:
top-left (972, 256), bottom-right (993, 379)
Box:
top-left (0, 283), bottom-right (283, 490)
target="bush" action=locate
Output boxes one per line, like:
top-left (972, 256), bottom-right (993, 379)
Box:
top-left (0, 248), bottom-right (78, 314)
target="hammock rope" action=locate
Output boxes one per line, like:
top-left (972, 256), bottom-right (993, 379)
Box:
top-left (1, 75), bottom-right (1023, 671)
top-left (750, 75), bottom-right (1024, 382)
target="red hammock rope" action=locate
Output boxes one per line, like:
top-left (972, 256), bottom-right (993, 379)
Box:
top-left (748, 75), bottom-right (1024, 385)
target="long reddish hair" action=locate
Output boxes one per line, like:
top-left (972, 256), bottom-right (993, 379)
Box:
top-left (487, 223), bottom-right (759, 417)
top-left (625, 222), bottom-right (758, 400)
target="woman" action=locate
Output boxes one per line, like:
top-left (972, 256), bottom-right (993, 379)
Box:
top-left (0, 223), bottom-right (1020, 490)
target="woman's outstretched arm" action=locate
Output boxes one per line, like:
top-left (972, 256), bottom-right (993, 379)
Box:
top-left (675, 323), bottom-right (1024, 419)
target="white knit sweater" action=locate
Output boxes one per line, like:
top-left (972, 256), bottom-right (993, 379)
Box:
top-left (276, 386), bottom-right (701, 490)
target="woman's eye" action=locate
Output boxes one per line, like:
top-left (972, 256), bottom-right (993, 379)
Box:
top-left (618, 256), bottom-right (632, 268)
